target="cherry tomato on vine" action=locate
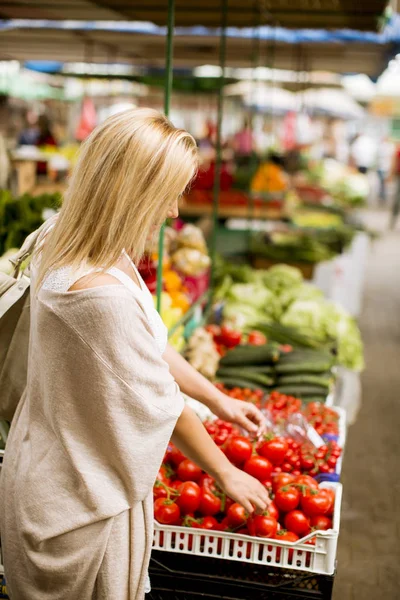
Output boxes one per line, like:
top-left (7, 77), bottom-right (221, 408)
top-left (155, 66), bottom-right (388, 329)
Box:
top-left (154, 498), bottom-right (181, 525)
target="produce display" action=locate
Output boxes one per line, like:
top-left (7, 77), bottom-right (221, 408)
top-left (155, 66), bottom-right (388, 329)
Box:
top-left (0, 190), bottom-right (61, 255)
top-left (154, 421), bottom-right (336, 537)
top-left (296, 158), bottom-right (369, 208)
top-left (215, 262), bottom-right (364, 372)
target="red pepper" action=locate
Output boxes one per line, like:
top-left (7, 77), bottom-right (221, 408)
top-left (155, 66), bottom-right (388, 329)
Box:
top-left (247, 331), bottom-right (267, 346)
top-left (215, 326), bottom-right (242, 349)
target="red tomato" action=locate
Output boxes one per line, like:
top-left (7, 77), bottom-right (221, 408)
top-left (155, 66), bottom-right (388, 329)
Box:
top-left (215, 326), bottom-right (242, 349)
top-left (214, 431), bottom-right (229, 446)
top-left (323, 489), bottom-right (335, 516)
top-left (310, 515), bottom-right (332, 531)
top-left (247, 331), bottom-right (267, 346)
top-left (274, 529), bottom-right (299, 561)
top-left (176, 482), bottom-right (201, 514)
top-left (153, 480), bottom-right (170, 500)
top-left (318, 462), bottom-right (330, 474)
top-left (201, 516), bottom-right (219, 530)
top-left (225, 436), bottom-right (253, 466)
top-left (301, 489), bottom-right (331, 517)
top-left (274, 486), bottom-right (300, 513)
top-left (284, 511), bottom-right (310, 537)
top-left (294, 475), bottom-right (319, 490)
top-left (267, 501), bottom-right (280, 521)
top-left (198, 474), bottom-right (216, 489)
top-left (177, 459), bottom-right (202, 482)
top-left (327, 456), bottom-right (338, 468)
top-left (243, 456), bottom-right (273, 481)
top-left (199, 489), bottom-right (221, 516)
top-left (282, 462), bottom-right (293, 473)
top-left (248, 514), bottom-right (278, 538)
top-left (275, 530), bottom-right (299, 543)
top-left (227, 503), bottom-right (249, 529)
top-left (154, 498), bottom-right (181, 525)
top-left (272, 473), bottom-right (295, 492)
top-left (258, 437), bottom-right (288, 465)
top-left (168, 445), bottom-right (186, 467)
top-left (301, 456), bottom-right (315, 471)
top-left (305, 537), bottom-right (316, 546)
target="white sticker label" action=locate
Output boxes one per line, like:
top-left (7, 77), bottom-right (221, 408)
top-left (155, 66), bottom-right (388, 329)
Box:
top-left (307, 425), bottom-right (325, 448)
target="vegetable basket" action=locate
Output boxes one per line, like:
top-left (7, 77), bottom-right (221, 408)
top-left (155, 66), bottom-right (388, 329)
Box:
top-left (153, 482), bottom-right (342, 576)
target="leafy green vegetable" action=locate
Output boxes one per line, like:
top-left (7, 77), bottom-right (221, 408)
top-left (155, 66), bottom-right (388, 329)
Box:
top-left (223, 303), bottom-right (272, 330)
top-left (281, 299), bottom-right (364, 371)
top-left (262, 264), bottom-right (303, 294)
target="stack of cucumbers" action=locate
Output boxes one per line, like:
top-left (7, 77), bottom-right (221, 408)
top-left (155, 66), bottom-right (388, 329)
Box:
top-left (216, 342), bottom-right (335, 403)
top-left (274, 348), bottom-right (334, 402)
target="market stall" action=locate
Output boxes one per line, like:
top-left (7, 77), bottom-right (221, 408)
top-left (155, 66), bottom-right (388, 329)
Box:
top-left (0, 0), bottom-right (387, 598)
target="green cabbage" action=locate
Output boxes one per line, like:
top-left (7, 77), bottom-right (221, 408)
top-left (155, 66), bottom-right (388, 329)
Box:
top-left (281, 299), bottom-right (364, 371)
top-left (227, 283), bottom-right (281, 320)
top-left (223, 303), bottom-right (272, 330)
top-left (263, 264), bottom-right (304, 294)
top-left (278, 283), bottom-right (324, 311)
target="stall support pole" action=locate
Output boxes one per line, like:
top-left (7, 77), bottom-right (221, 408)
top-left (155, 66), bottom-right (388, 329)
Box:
top-left (209, 0), bottom-right (228, 304)
top-left (157, 0), bottom-right (175, 313)
top-left (247, 10), bottom-right (261, 253)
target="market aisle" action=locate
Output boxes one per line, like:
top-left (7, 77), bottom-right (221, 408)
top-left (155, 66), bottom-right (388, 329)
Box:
top-left (333, 212), bottom-right (400, 600)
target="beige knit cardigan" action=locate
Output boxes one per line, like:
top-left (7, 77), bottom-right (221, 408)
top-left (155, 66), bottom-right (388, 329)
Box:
top-left (0, 283), bottom-right (184, 599)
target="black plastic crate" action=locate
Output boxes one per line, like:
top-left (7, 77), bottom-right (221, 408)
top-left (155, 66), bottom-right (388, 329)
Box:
top-left (148, 551), bottom-right (335, 600)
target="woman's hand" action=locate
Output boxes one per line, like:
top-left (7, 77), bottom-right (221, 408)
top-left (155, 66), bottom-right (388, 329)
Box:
top-left (216, 464), bottom-right (270, 515)
top-left (213, 394), bottom-right (266, 436)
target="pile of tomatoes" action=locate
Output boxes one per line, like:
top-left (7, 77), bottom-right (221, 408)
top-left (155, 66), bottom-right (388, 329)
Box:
top-left (214, 383), bottom-right (264, 406)
top-left (153, 420), bottom-right (336, 548)
top-left (303, 402), bottom-right (340, 437)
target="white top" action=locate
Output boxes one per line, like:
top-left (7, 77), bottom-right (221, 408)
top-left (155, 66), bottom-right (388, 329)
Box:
top-left (42, 252), bottom-right (168, 356)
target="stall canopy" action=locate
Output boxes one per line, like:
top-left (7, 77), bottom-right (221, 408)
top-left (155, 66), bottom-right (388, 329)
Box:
top-left (0, 0), bottom-right (389, 30)
top-left (0, 23), bottom-right (391, 77)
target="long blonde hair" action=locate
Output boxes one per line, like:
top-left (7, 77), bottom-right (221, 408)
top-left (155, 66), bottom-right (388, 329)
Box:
top-left (36, 108), bottom-right (198, 290)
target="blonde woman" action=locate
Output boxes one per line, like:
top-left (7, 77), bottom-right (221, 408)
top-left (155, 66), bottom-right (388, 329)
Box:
top-left (0, 108), bottom-right (269, 600)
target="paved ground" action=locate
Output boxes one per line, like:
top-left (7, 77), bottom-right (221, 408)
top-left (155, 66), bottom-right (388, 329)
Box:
top-left (333, 210), bottom-right (400, 600)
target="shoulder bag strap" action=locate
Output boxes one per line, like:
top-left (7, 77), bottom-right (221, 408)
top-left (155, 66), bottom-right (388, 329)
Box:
top-left (9, 215), bottom-right (57, 278)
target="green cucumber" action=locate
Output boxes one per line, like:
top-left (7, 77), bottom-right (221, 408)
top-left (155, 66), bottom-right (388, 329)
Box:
top-left (278, 349), bottom-right (334, 363)
top-left (216, 377), bottom-right (270, 392)
top-left (276, 374), bottom-right (332, 389)
top-left (220, 343), bottom-right (280, 367)
top-left (276, 360), bottom-right (333, 374)
top-left (255, 323), bottom-right (322, 349)
top-left (217, 368), bottom-right (275, 387)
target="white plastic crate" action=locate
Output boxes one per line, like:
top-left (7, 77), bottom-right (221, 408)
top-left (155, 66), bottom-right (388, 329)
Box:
top-left (153, 482), bottom-right (342, 576)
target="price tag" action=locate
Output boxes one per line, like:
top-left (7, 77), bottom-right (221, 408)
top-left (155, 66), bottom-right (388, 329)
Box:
top-left (306, 425), bottom-right (325, 448)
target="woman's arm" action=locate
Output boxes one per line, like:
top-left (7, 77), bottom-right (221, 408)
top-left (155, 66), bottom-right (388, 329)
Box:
top-left (163, 344), bottom-right (265, 435)
top-left (172, 405), bottom-right (269, 514)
